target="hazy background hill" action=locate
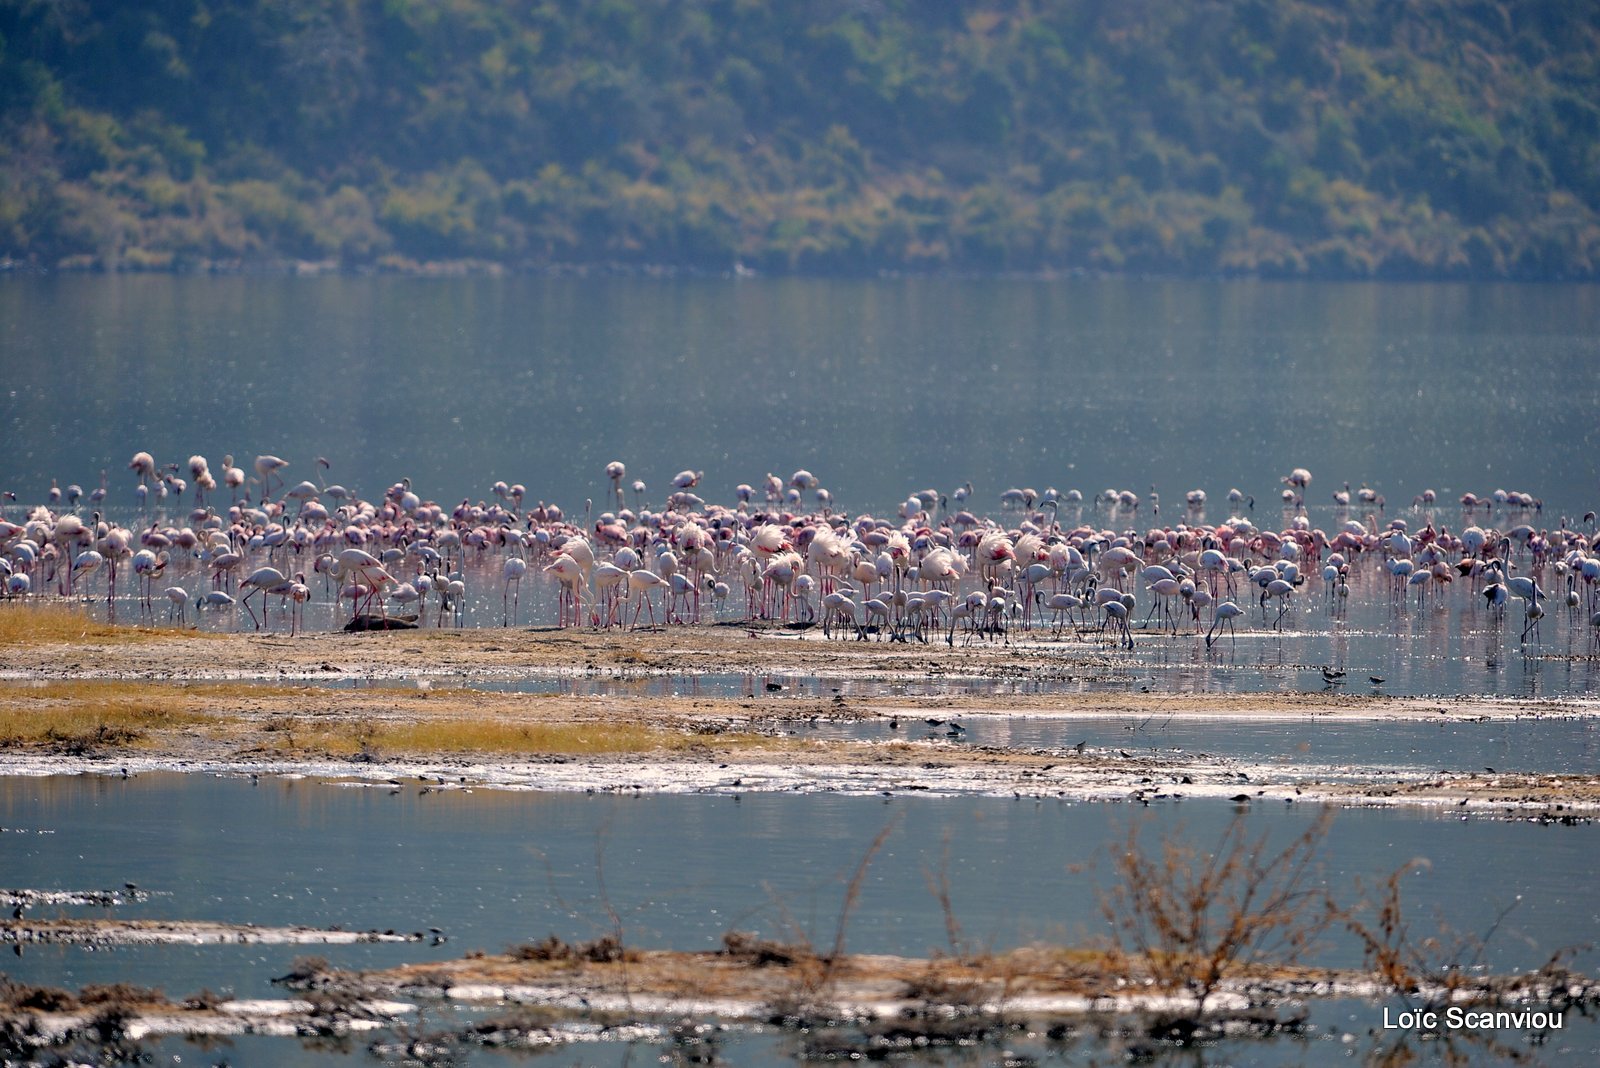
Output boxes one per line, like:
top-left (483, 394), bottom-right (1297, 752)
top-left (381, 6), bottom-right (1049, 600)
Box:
top-left (2, 0), bottom-right (1597, 277)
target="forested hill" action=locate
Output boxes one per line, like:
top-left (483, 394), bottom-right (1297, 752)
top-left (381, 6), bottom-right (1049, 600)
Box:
top-left (2, 1), bottom-right (1597, 278)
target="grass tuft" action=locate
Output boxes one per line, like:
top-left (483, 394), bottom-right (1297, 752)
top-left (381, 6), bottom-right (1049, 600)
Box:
top-left (0, 680), bottom-right (225, 750)
top-left (0, 601), bottom-right (220, 646)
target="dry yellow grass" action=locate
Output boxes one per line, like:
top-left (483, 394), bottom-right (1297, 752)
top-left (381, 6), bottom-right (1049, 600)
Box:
top-left (0, 675), bottom-right (790, 759)
top-left (0, 679), bottom-right (308, 706)
top-left (0, 693), bottom-right (211, 749)
top-left (0, 679), bottom-right (310, 750)
top-left (372, 719), bottom-right (769, 755)
top-left (0, 601), bottom-right (220, 645)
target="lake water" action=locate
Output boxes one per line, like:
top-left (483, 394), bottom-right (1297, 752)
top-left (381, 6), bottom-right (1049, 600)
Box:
top-left (2, 276), bottom-right (1598, 1064)
top-left (3, 775), bottom-right (1598, 1065)
top-left (4, 275), bottom-right (1599, 696)
top-left (2, 276), bottom-right (1597, 519)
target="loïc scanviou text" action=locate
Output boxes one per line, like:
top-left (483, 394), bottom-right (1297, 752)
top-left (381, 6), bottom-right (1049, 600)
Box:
top-left (1383, 1007), bottom-right (1562, 1031)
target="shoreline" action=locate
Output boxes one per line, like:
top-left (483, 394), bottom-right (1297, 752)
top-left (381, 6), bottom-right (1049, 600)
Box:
top-left (4, 754), bottom-right (1596, 816)
top-left (3, 626), bottom-right (1598, 812)
top-left (3, 940), bottom-right (1591, 1056)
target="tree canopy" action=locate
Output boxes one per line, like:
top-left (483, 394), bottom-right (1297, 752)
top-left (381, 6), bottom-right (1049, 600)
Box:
top-left (2, 0), bottom-right (1597, 277)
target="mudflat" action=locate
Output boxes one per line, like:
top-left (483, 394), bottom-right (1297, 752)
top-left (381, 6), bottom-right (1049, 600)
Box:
top-left (2, 621), bottom-right (1595, 812)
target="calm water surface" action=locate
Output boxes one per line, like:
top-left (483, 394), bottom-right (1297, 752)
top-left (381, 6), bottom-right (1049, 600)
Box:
top-left (3, 277), bottom-right (1598, 1064)
top-left (3, 276), bottom-right (1596, 518)
top-left (5, 275), bottom-right (1598, 695)
top-left (2, 775), bottom-right (1597, 1065)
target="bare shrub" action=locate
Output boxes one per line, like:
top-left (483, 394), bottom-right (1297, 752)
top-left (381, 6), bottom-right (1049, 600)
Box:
top-left (508, 934), bottom-right (633, 964)
top-left (1342, 858), bottom-right (1591, 1014)
top-left (272, 955), bottom-right (331, 988)
top-left (756, 819), bottom-right (899, 1025)
top-left (720, 930), bottom-right (811, 967)
top-left (1102, 810), bottom-right (1335, 1014)
top-left (78, 982), bottom-right (164, 1007)
top-left (0, 979), bottom-right (80, 1012)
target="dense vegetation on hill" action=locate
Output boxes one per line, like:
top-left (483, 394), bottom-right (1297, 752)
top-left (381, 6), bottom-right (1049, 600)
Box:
top-left (1, 0), bottom-right (1597, 277)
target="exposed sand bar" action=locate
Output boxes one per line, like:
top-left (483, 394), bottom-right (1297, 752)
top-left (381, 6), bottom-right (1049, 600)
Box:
top-left (1, 625), bottom-right (1596, 811)
top-left (3, 623), bottom-right (1590, 717)
top-left (297, 943), bottom-right (1596, 1029)
top-left (0, 918), bottom-right (430, 946)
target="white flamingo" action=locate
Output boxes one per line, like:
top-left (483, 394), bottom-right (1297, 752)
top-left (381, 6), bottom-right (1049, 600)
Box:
top-left (1206, 601), bottom-right (1245, 649)
top-left (239, 566), bottom-right (288, 629)
top-left (502, 556), bottom-right (527, 626)
top-left (626, 567), bottom-right (668, 629)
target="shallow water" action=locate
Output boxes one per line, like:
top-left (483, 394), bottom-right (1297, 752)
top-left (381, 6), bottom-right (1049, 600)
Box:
top-left (33, 528), bottom-right (1600, 701)
top-left (4, 774), bottom-right (1596, 982)
top-left (280, 672), bottom-right (1600, 775)
top-left (816, 712), bottom-right (1600, 778)
top-left (3, 775), bottom-right (1597, 1064)
top-left (113, 1004), bottom-right (1598, 1068)
top-left (6, 275), bottom-right (1599, 697)
top-left (101, 1005), bottom-right (1600, 1068)
top-left (4, 276), bottom-right (1598, 1064)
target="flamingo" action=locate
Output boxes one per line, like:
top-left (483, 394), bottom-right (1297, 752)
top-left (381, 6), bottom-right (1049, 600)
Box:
top-left (1521, 599), bottom-right (1545, 644)
top-left (1482, 581), bottom-right (1508, 620)
top-left (389, 580), bottom-right (422, 621)
top-left (71, 549), bottom-right (104, 600)
top-left (221, 455), bottom-right (246, 501)
top-left (333, 550), bottom-right (397, 620)
top-left (287, 579), bottom-right (311, 636)
top-left (945, 594), bottom-right (980, 646)
top-left (129, 452), bottom-right (157, 495)
top-left (592, 563), bottom-right (627, 627)
top-left (1017, 561), bottom-right (1052, 628)
top-left (238, 566), bottom-right (288, 629)
top-left (626, 567), bottom-right (668, 628)
top-left (164, 585), bottom-right (189, 625)
top-left (672, 571), bottom-right (707, 624)
top-left (863, 595), bottom-right (892, 638)
top-left (502, 556), bottom-right (527, 626)
top-left (196, 590), bottom-right (235, 614)
top-left (1046, 591), bottom-right (1082, 634)
top-left (1102, 596), bottom-right (1134, 649)
top-left (1206, 600), bottom-right (1245, 648)
top-left (442, 575), bottom-right (467, 627)
top-left (53, 513), bottom-right (88, 594)
top-left (131, 548), bottom-right (167, 614)
top-left (1262, 578), bottom-right (1295, 628)
top-left (761, 552), bottom-right (801, 622)
top-left (209, 550), bottom-right (244, 591)
top-left (545, 554), bottom-right (586, 627)
top-left (606, 462), bottom-right (626, 511)
top-left (824, 587), bottom-right (868, 641)
top-left (254, 455), bottom-right (289, 499)
top-left (1506, 573), bottom-right (1544, 606)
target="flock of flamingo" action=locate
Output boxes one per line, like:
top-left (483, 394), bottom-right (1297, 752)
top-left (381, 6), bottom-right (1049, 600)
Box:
top-left (2, 453), bottom-right (1598, 654)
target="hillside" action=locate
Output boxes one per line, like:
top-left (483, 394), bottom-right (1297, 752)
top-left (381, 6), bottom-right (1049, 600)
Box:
top-left (1, 0), bottom-right (1597, 277)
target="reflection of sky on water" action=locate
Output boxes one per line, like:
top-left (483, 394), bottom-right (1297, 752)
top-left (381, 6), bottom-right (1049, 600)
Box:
top-left (5, 776), bottom-right (1596, 989)
top-left (4, 276), bottom-right (1598, 1066)
top-left (9, 275), bottom-right (1597, 696)
top-left (3, 276), bottom-right (1596, 519)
